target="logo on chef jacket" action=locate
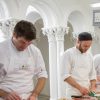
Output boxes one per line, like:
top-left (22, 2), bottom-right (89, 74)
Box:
top-left (19, 66), bottom-right (43, 74)
top-left (15, 64), bottom-right (43, 72)
top-left (19, 65), bottom-right (31, 70)
top-left (15, 65), bottom-right (32, 71)
top-left (22, 65), bottom-right (27, 70)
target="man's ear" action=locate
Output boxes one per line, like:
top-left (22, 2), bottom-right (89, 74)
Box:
top-left (76, 39), bottom-right (80, 49)
top-left (76, 38), bottom-right (79, 44)
top-left (13, 32), bottom-right (17, 38)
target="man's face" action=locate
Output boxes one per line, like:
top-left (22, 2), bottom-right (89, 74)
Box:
top-left (78, 40), bottom-right (92, 53)
top-left (12, 34), bottom-right (33, 51)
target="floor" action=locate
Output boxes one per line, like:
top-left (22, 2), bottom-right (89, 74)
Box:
top-left (38, 94), bottom-right (50, 100)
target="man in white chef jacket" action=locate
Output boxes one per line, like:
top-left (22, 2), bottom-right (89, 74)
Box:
top-left (0, 20), bottom-right (48, 100)
top-left (93, 54), bottom-right (100, 92)
top-left (61, 32), bottom-right (96, 98)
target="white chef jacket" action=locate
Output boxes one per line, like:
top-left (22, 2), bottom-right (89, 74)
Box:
top-left (61, 47), bottom-right (96, 98)
top-left (93, 54), bottom-right (100, 92)
top-left (0, 39), bottom-right (48, 100)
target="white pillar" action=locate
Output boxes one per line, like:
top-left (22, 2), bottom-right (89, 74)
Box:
top-left (55, 27), bottom-right (69, 98)
top-left (42, 28), bottom-right (58, 100)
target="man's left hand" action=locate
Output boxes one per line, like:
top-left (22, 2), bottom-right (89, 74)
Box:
top-left (27, 94), bottom-right (37, 100)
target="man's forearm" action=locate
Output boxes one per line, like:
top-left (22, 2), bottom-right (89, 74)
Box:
top-left (64, 76), bottom-right (89, 95)
top-left (90, 79), bottom-right (96, 91)
top-left (64, 76), bottom-right (81, 90)
top-left (0, 89), bottom-right (8, 98)
top-left (32, 77), bottom-right (46, 96)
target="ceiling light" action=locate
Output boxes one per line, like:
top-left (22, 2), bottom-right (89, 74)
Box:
top-left (91, 3), bottom-right (100, 8)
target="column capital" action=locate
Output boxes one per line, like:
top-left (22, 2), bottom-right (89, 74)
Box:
top-left (42, 26), bottom-right (69, 41)
top-left (0, 18), bottom-right (19, 38)
top-left (42, 27), bottom-right (56, 42)
top-left (55, 26), bottom-right (69, 41)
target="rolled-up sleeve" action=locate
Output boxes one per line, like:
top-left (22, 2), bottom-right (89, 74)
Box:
top-left (61, 51), bottom-right (72, 81)
top-left (35, 49), bottom-right (48, 79)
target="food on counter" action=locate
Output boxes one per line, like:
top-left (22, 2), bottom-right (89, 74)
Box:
top-left (88, 91), bottom-right (96, 97)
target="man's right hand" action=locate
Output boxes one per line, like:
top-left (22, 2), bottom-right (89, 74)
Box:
top-left (4, 91), bottom-right (21, 100)
top-left (79, 86), bottom-right (89, 95)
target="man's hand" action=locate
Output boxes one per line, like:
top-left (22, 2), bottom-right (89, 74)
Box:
top-left (79, 86), bottom-right (89, 95)
top-left (27, 93), bottom-right (37, 100)
top-left (89, 87), bottom-right (96, 92)
top-left (89, 79), bottom-right (96, 93)
top-left (89, 86), bottom-right (96, 93)
top-left (4, 91), bottom-right (21, 100)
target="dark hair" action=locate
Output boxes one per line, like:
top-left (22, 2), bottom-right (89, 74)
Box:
top-left (78, 32), bottom-right (92, 41)
top-left (13, 20), bottom-right (36, 41)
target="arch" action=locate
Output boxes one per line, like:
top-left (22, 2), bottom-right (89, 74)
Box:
top-left (26, 5), bottom-right (41, 24)
top-left (68, 10), bottom-right (86, 34)
top-left (20, 0), bottom-right (59, 27)
top-left (0, 1), bottom-right (9, 19)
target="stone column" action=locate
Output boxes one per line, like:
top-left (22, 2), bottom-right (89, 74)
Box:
top-left (42, 28), bottom-right (58, 100)
top-left (55, 27), bottom-right (69, 98)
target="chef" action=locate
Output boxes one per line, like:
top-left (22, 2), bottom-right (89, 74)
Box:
top-left (0, 20), bottom-right (48, 100)
top-left (61, 32), bottom-right (96, 98)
